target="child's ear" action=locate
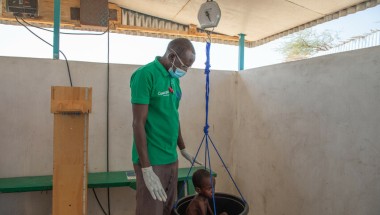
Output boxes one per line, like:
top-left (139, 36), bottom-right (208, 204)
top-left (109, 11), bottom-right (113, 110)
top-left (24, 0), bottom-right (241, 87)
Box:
top-left (195, 187), bottom-right (201, 193)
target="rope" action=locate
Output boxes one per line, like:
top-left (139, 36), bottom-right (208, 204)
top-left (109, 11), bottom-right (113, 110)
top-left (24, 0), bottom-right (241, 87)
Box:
top-left (204, 42), bottom-right (211, 135)
top-left (175, 41), bottom-right (217, 215)
top-left (205, 132), bottom-right (217, 215)
top-left (203, 39), bottom-right (247, 205)
top-left (208, 136), bottom-right (246, 203)
top-left (204, 41), bottom-right (217, 215)
top-left (174, 38), bottom-right (246, 214)
top-left (174, 41), bottom-right (212, 210)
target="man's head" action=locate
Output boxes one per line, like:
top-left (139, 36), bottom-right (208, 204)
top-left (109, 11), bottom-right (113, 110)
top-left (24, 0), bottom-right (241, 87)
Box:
top-left (192, 169), bottom-right (215, 198)
top-left (160, 38), bottom-right (196, 77)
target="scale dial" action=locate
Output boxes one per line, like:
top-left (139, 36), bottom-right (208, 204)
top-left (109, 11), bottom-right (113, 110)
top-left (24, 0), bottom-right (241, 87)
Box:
top-left (197, 1), bottom-right (221, 29)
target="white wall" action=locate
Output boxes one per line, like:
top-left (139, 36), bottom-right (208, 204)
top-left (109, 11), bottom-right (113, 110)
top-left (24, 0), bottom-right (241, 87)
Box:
top-left (233, 46), bottom-right (380, 215)
top-left (0, 56), bottom-right (235, 214)
top-left (1, 46), bottom-right (380, 215)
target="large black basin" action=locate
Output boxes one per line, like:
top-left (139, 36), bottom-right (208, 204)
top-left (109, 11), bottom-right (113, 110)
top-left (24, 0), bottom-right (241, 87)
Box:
top-left (172, 193), bottom-right (249, 215)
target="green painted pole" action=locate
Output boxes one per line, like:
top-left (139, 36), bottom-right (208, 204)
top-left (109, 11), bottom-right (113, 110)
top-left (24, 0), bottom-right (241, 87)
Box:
top-left (238, 33), bottom-right (245, 71)
top-left (53, 0), bottom-right (60, 59)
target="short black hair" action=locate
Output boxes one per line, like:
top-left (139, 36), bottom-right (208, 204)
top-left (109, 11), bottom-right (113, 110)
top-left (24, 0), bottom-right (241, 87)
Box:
top-left (192, 169), bottom-right (211, 188)
top-left (167, 38), bottom-right (195, 57)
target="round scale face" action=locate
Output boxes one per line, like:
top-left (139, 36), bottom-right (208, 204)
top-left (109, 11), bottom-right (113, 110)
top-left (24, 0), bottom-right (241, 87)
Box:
top-left (198, 1), bottom-right (221, 29)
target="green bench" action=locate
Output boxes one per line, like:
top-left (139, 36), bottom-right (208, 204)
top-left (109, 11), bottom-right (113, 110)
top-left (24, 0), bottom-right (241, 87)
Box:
top-left (0, 167), bottom-right (216, 198)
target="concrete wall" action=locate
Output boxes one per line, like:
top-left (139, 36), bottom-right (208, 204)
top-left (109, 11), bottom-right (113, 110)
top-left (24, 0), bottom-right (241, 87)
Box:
top-left (0, 56), bottom-right (235, 214)
top-left (233, 46), bottom-right (380, 215)
top-left (1, 46), bottom-right (380, 215)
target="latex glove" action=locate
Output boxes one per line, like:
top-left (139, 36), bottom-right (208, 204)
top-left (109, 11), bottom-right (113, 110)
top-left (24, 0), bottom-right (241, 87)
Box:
top-left (141, 166), bottom-right (167, 202)
top-left (181, 148), bottom-right (202, 165)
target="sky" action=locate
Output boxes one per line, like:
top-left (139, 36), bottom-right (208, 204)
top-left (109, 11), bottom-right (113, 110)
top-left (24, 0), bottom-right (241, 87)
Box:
top-left (0, 5), bottom-right (379, 71)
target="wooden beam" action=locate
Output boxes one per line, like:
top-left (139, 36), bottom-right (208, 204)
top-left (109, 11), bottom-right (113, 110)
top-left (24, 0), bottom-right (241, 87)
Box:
top-left (115, 24), bottom-right (240, 42)
top-left (51, 86), bottom-right (92, 215)
top-left (1, 0), bottom-right (244, 45)
top-left (0, 16), bottom-right (241, 45)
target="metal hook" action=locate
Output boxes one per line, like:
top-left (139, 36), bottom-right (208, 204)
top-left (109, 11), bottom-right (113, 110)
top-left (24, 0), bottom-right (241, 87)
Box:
top-left (206, 31), bottom-right (212, 43)
top-left (205, 28), bottom-right (215, 43)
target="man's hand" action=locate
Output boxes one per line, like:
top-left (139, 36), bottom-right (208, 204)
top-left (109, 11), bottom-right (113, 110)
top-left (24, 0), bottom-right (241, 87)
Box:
top-left (141, 166), bottom-right (167, 202)
top-left (180, 149), bottom-right (202, 165)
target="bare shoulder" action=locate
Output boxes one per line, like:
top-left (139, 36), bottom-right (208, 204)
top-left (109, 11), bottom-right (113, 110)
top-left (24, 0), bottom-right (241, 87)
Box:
top-left (186, 196), bottom-right (205, 215)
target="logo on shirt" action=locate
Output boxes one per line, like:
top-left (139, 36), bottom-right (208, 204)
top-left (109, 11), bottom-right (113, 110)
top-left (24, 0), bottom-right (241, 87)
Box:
top-left (158, 90), bottom-right (169, 96)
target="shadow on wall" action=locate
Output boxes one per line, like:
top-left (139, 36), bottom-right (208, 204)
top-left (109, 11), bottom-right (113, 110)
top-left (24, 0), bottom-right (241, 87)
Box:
top-left (233, 73), bottom-right (307, 215)
top-left (232, 46), bottom-right (380, 215)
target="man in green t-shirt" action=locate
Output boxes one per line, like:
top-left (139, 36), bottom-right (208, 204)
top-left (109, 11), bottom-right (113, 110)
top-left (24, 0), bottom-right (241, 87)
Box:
top-left (130, 38), bottom-right (201, 215)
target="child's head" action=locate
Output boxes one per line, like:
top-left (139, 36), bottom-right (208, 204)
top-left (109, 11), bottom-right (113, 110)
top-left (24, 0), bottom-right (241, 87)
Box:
top-left (192, 169), bottom-right (215, 198)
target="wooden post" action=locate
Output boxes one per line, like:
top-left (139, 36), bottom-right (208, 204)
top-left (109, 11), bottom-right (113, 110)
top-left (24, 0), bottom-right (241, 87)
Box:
top-left (51, 86), bottom-right (92, 215)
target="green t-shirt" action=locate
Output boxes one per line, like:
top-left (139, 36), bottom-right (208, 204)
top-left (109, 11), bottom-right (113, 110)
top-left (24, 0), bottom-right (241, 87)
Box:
top-left (130, 57), bottom-right (182, 165)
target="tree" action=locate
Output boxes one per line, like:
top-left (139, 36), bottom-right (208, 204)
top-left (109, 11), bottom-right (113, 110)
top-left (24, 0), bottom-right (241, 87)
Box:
top-left (279, 29), bottom-right (339, 62)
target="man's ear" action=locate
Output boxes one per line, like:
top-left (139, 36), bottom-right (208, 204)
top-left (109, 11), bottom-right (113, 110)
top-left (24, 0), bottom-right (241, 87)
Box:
top-left (168, 52), bottom-right (176, 62)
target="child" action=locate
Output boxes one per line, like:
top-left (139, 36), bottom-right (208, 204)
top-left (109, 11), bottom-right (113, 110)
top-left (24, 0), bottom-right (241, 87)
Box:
top-left (186, 169), bottom-right (228, 215)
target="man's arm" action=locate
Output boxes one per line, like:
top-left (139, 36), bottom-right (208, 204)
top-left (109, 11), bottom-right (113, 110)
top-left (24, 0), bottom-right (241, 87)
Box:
top-left (132, 103), bottom-right (167, 202)
top-left (132, 104), bottom-right (150, 168)
top-left (177, 123), bottom-right (186, 150)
